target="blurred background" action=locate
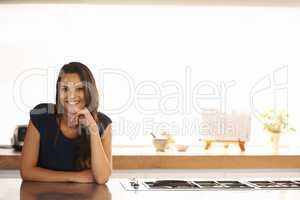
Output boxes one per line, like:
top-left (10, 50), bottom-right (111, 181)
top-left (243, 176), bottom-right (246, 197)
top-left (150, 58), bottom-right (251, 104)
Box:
top-left (0, 3), bottom-right (299, 147)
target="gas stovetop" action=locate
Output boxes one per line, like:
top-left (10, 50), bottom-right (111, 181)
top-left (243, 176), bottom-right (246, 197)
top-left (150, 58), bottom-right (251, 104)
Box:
top-left (121, 179), bottom-right (300, 191)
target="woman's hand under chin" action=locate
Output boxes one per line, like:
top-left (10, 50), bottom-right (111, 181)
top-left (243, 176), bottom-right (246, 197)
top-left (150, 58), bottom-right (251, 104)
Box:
top-left (65, 108), bottom-right (96, 129)
top-left (76, 108), bottom-right (97, 127)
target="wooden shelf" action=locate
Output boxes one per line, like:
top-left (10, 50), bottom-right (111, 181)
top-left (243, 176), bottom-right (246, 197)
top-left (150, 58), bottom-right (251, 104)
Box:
top-left (1, 146), bottom-right (300, 169)
top-left (2, 0), bottom-right (300, 7)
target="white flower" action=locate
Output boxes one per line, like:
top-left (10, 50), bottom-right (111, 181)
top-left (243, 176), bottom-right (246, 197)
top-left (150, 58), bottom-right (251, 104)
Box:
top-left (261, 110), bottom-right (295, 134)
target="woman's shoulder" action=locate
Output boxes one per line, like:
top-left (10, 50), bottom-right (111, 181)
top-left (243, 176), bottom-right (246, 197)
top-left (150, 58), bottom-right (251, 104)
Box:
top-left (97, 112), bottom-right (112, 129)
top-left (29, 103), bottom-right (56, 134)
top-left (97, 112), bottom-right (112, 138)
top-left (30, 103), bottom-right (56, 115)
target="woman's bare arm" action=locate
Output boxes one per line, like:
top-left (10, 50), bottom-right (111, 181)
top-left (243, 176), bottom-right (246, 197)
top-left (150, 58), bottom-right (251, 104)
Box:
top-left (21, 120), bottom-right (94, 183)
top-left (89, 123), bottom-right (112, 184)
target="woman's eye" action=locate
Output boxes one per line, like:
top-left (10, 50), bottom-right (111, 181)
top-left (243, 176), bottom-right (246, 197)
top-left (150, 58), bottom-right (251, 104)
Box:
top-left (76, 87), bottom-right (84, 91)
top-left (61, 87), bottom-right (68, 92)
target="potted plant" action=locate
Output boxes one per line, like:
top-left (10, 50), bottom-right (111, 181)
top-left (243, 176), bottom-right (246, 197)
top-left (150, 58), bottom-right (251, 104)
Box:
top-left (261, 110), bottom-right (295, 151)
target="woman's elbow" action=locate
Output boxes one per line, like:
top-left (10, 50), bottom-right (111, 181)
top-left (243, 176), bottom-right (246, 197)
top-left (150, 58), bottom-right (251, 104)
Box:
top-left (20, 166), bottom-right (34, 181)
top-left (95, 170), bottom-right (112, 184)
top-left (95, 177), bottom-right (109, 185)
top-left (20, 168), bottom-right (29, 181)
top-left (95, 174), bottom-right (111, 184)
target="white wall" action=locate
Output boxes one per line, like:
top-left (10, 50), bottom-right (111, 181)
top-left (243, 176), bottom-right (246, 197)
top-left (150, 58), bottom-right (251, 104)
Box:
top-left (0, 4), bottom-right (299, 146)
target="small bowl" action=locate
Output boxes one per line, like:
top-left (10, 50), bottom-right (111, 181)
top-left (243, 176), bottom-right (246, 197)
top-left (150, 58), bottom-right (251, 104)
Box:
top-left (175, 144), bottom-right (189, 152)
top-left (152, 138), bottom-right (169, 152)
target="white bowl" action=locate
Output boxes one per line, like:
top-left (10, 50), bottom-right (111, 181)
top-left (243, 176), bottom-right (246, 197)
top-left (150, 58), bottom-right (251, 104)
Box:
top-left (175, 144), bottom-right (189, 152)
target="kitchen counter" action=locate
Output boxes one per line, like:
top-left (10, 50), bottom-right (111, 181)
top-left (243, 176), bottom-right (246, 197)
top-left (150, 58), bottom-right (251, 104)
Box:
top-left (1, 146), bottom-right (300, 169)
top-left (2, 178), bottom-right (300, 200)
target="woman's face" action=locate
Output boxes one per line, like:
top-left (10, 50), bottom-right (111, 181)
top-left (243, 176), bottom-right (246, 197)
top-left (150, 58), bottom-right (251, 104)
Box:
top-left (59, 73), bottom-right (86, 115)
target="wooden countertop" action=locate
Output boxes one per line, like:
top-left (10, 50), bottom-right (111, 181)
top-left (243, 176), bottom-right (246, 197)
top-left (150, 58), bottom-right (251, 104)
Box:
top-left (3, 178), bottom-right (300, 200)
top-left (3, 0), bottom-right (300, 7)
top-left (1, 146), bottom-right (300, 169)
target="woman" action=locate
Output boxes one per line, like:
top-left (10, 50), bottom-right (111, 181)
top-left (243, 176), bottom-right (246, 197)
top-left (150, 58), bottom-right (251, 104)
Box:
top-left (21, 62), bottom-right (112, 184)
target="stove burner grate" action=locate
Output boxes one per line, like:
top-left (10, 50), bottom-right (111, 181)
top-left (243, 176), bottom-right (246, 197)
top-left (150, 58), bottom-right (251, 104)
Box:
top-left (144, 180), bottom-right (199, 189)
top-left (121, 179), bottom-right (300, 191)
top-left (249, 181), bottom-right (300, 189)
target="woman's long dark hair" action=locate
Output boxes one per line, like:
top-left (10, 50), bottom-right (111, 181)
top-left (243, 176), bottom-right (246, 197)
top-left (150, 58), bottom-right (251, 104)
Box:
top-left (55, 62), bottom-right (99, 170)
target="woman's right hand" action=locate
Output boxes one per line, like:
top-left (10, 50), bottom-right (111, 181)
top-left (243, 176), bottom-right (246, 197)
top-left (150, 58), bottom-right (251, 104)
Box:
top-left (71, 169), bottom-right (95, 183)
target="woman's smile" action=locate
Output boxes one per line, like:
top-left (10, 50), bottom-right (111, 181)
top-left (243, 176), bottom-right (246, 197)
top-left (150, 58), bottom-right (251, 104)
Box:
top-left (65, 99), bottom-right (82, 113)
top-left (66, 100), bottom-right (80, 105)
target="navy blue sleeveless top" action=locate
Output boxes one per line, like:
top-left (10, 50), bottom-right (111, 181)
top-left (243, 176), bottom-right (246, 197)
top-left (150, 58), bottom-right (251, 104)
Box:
top-left (30, 103), bottom-right (112, 171)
